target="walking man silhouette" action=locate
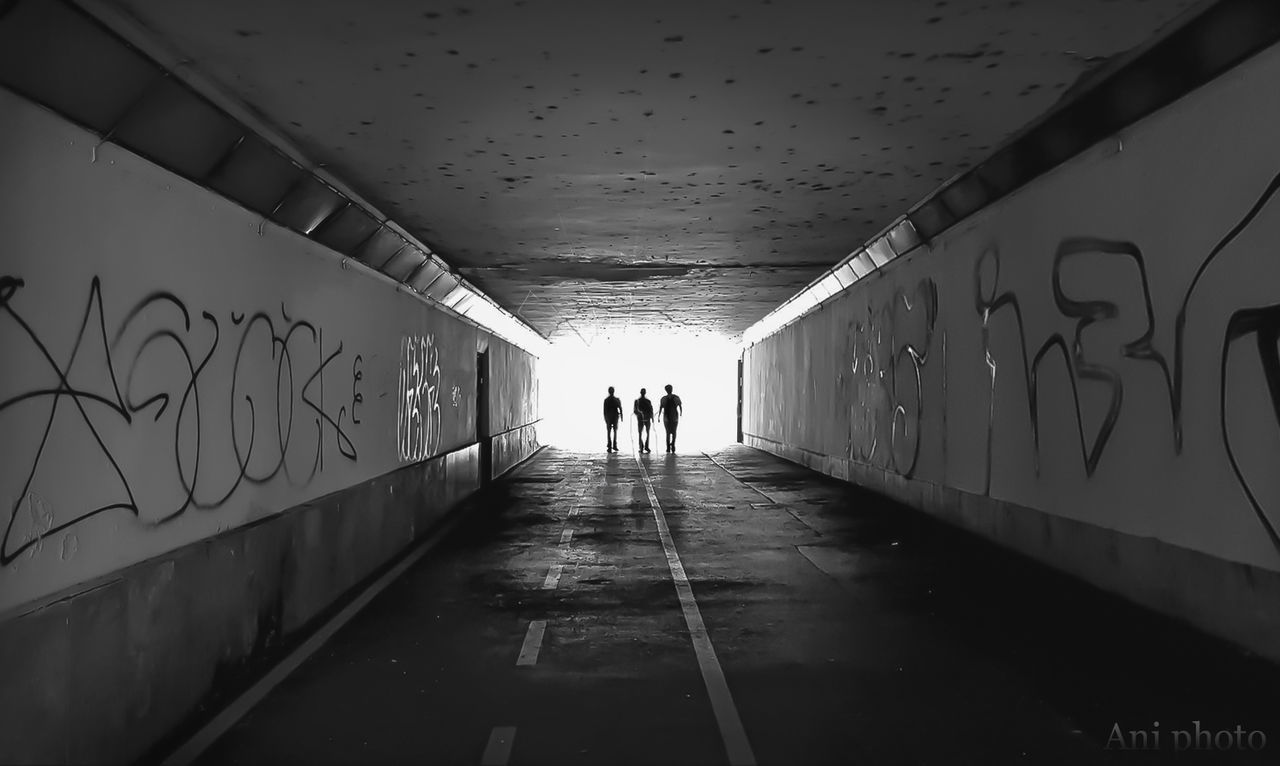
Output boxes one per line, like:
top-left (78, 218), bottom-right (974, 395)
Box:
top-left (633, 388), bottom-right (654, 453)
top-left (603, 386), bottom-right (623, 452)
top-left (658, 384), bottom-right (683, 453)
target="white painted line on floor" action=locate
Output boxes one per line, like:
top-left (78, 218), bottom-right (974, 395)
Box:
top-left (635, 458), bottom-right (757, 766)
top-left (568, 473), bottom-right (589, 517)
top-left (542, 563), bottom-right (563, 590)
top-left (702, 451), bottom-right (777, 503)
top-left (159, 508), bottom-right (470, 766)
top-left (480, 726), bottom-right (517, 766)
top-left (543, 473), bottom-right (586, 591)
top-left (516, 620), bottom-right (548, 666)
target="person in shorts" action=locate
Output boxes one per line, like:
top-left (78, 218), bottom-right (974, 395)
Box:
top-left (633, 388), bottom-right (654, 453)
top-left (658, 384), bottom-right (683, 453)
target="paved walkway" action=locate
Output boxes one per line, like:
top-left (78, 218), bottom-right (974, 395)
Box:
top-left (189, 446), bottom-right (1280, 765)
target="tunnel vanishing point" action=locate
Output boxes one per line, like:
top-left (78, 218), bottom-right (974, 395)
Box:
top-left (4, 1), bottom-right (1280, 764)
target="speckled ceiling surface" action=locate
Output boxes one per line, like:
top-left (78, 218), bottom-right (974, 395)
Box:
top-left (107, 0), bottom-right (1196, 341)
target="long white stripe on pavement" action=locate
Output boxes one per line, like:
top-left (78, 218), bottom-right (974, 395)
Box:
top-left (635, 456), bottom-right (757, 766)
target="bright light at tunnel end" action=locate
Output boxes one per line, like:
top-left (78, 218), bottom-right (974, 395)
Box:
top-left (539, 330), bottom-right (741, 452)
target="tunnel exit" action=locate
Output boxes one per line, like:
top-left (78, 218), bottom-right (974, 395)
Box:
top-left (538, 331), bottom-right (740, 452)
top-left (9, 0), bottom-right (1280, 762)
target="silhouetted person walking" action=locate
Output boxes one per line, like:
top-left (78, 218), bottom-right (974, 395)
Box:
top-left (659, 384), bottom-right (682, 453)
top-left (603, 386), bottom-right (623, 452)
top-left (633, 388), bottom-right (654, 453)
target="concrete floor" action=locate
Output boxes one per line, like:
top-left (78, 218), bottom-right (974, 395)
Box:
top-left (189, 446), bottom-right (1280, 765)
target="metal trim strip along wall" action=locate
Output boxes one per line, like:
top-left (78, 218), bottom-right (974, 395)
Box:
top-left (0, 0), bottom-right (547, 355)
top-left (742, 0), bottom-right (1280, 349)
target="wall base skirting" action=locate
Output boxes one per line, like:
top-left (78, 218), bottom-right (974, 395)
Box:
top-left (0, 431), bottom-right (540, 765)
top-left (491, 421), bottom-right (541, 481)
top-left (742, 432), bottom-right (1280, 666)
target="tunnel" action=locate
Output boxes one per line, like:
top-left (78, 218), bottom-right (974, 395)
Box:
top-left (4, 0), bottom-right (1280, 763)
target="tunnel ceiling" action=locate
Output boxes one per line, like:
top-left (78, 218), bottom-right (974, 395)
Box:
top-left (106, 0), bottom-right (1196, 342)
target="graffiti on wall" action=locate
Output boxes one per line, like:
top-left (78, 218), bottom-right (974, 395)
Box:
top-left (0, 276), bottom-right (362, 565)
top-left (826, 168), bottom-right (1280, 550)
top-left (351, 354), bottom-right (364, 425)
top-left (1171, 170), bottom-right (1280, 548)
top-left (847, 277), bottom-right (938, 478)
top-left (970, 170), bottom-right (1280, 548)
top-left (396, 334), bottom-right (442, 462)
top-left (974, 239), bottom-right (1170, 491)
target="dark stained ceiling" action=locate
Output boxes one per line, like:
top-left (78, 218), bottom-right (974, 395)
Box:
top-left (103, 0), bottom-right (1197, 341)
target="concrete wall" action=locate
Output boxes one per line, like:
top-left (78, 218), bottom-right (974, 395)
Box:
top-left (743, 41), bottom-right (1280, 661)
top-left (489, 335), bottom-right (539, 437)
top-left (488, 335), bottom-right (540, 479)
top-left (0, 86), bottom-right (540, 763)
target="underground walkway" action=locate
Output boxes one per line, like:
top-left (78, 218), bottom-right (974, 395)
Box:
top-left (179, 447), bottom-right (1280, 766)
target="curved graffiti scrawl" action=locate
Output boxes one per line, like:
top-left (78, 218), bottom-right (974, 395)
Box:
top-left (975, 240), bottom-right (1169, 490)
top-left (848, 277), bottom-right (938, 477)
top-left (890, 278), bottom-right (938, 477)
top-left (397, 334), bottom-right (442, 462)
top-left (0, 276), bottom-right (363, 565)
top-left (1038, 238), bottom-right (1170, 476)
top-left (971, 168), bottom-right (1280, 550)
top-left (848, 308), bottom-right (884, 465)
top-left (1187, 171), bottom-right (1280, 551)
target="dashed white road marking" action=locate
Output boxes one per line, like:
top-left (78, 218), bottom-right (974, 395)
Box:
top-left (542, 563), bottom-right (563, 590)
top-left (543, 465), bottom-right (588, 588)
top-left (635, 457), bottom-right (757, 766)
top-left (516, 620), bottom-right (548, 666)
top-left (568, 470), bottom-right (590, 517)
top-left (480, 726), bottom-right (517, 766)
